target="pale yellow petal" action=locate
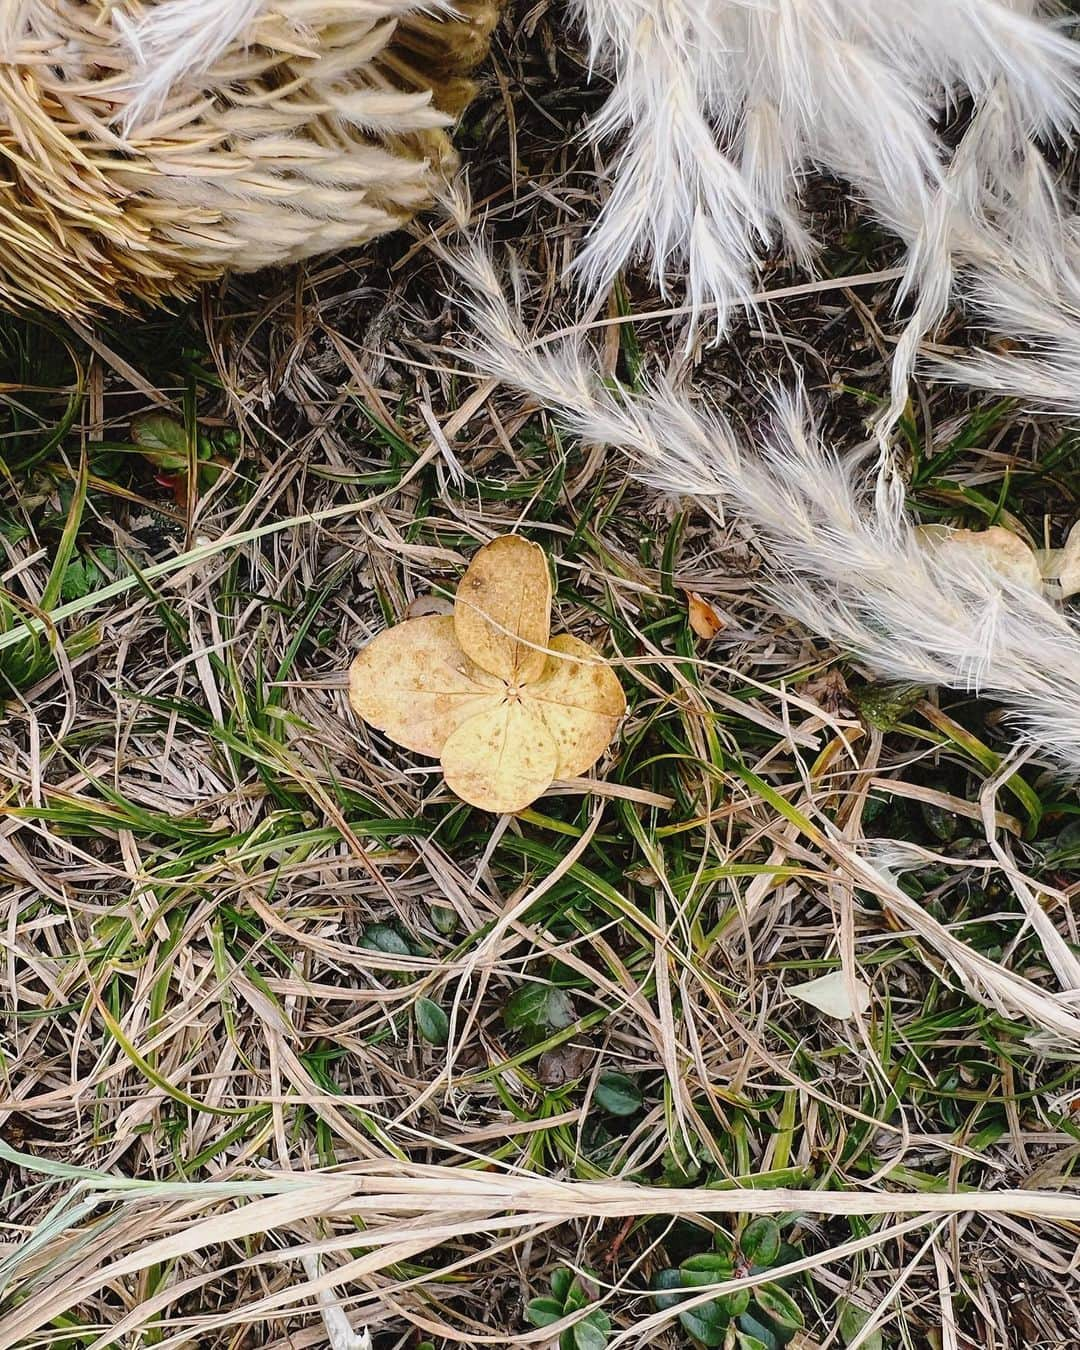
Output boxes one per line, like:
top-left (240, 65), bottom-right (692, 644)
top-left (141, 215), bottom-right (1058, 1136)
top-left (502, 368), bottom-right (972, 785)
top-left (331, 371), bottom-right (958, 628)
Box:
top-left (440, 700), bottom-right (558, 813)
top-left (526, 634), bottom-right (626, 778)
top-left (453, 535), bottom-right (552, 684)
top-left (349, 614), bottom-right (502, 757)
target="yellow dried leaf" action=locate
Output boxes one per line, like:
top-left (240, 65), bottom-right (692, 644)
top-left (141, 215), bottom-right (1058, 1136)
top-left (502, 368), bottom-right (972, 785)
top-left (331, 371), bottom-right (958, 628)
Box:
top-left (917, 524), bottom-right (1042, 590)
top-left (454, 535), bottom-right (552, 683)
top-left (441, 700), bottom-right (559, 814)
top-left (528, 635), bottom-right (627, 778)
top-left (348, 537), bottom-right (625, 813)
top-left (686, 591), bottom-right (726, 640)
top-left (348, 614), bottom-right (501, 757)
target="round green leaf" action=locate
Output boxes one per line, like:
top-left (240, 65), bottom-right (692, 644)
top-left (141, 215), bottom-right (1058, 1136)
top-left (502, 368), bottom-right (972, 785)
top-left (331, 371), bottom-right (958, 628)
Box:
top-left (740, 1218), bottom-right (781, 1268)
top-left (360, 923), bottom-right (411, 956)
top-left (573, 1312), bottom-right (610, 1350)
top-left (551, 1267), bottom-right (573, 1305)
top-left (131, 413), bottom-right (188, 471)
top-left (681, 1252), bottom-right (734, 1287)
top-left (722, 1289), bottom-right (751, 1318)
top-left (678, 1301), bottom-right (729, 1347)
top-left (415, 997), bottom-right (449, 1046)
top-left (652, 1268), bottom-right (685, 1312)
top-left (525, 1296), bottom-right (564, 1329)
top-left (504, 983), bottom-right (576, 1041)
top-left (737, 1312), bottom-right (784, 1350)
top-left (594, 1071), bottom-right (643, 1116)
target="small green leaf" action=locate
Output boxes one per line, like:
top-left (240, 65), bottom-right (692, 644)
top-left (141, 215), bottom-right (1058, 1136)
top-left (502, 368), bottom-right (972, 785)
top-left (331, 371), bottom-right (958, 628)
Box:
top-left (359, 923), bottom-right (411, 956)
top-left (678, 1300), bottom-right (729, 1347)
top-left (594, 1071), bottom-right (643, 1116)
top-left (564, 1281), bottom-right (589, 1312)
top-left (525, 1296), bottom-right (564, 1329)
top-left (712, 1230), bottom-right (736, 1260)
top-left (60, 556), bottom-right (99, 602)
top-left (721, 1288), bottom-right (751, 1318)
top-left (430, 903), bottom-right (458, 934)
top-left (740, 1218), bottom-right (781, 1268)
top-left (736, 1332), bottom-right (770, 1350)
top-left (652, 1268), bottom-right (684, 1312)
top-left (681, 1252), bottom-right (734, 1286)
top-left (131, 413), bottom-right (189, 471)
top-left (415, 997), bottom-right (449, 1046)
top-left (737, 1312), bottom-right (784, 1350)
top-left (753, 1283), bottom-right (804, 1331)
top-left (573, 1311), bottom-right (610, 1350)
top-left (551, 1267), bottom-right (573, 1305)
top-left (852, 680), bottom-right (924, 732)
top-left (839, 1300), bottom-right (883, 1350)
top-left (504, 983), bottom-right (576, 1042)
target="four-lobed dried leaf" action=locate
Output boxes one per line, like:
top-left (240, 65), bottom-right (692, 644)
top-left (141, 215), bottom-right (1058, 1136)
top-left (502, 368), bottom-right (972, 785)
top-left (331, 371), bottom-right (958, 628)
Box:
top-left (349, 536), bottom-right (626, 813)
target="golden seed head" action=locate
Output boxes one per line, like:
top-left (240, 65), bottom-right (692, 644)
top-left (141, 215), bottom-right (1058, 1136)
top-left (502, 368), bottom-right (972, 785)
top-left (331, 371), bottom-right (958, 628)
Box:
top-left (0, 1), bottom-right (501, 316)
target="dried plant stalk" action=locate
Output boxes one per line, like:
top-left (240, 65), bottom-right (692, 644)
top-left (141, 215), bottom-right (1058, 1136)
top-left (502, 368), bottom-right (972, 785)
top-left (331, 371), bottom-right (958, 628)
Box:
top-left (3, 1141), bottom-right (1080, 1348)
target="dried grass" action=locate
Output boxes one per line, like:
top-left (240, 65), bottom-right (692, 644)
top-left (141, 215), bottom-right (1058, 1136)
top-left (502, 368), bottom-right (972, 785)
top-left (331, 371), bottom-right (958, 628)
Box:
top-left (1, 3), bottom-right (1079, 1348)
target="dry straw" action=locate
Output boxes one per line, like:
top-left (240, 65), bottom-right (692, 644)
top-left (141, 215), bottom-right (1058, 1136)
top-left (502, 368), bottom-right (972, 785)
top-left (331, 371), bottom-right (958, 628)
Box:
top-left (3, 1143), bottom-right (1080, 1347)
top-left (0, 0), bottom-right (499, 315)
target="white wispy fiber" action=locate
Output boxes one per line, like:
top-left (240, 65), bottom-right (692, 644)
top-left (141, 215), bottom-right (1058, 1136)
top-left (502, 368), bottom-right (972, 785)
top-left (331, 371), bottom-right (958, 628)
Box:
top-left (449, 240), bottom-right (1080, 777)
top-left (929, 112), bottom-right (1080, 411)
top-left (113, 0), bottom-right (269, 129)
top-left (572, 0), bottom-right (1080, 413)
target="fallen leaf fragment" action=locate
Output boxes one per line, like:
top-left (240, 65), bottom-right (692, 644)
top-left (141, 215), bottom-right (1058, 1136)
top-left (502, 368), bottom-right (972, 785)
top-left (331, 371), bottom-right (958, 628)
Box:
top-left (1037, 520), bottom-right (1080, 600)
top-left (789, 970), bottom-right (872, 1020)
top-left (686, 591), bottom-right (726, 641)
top-left (349, 536), bottom-right (626, 813)
top-left (454, 534), bottom-right (551, 683)
top-left (917, 524), bottom-right (1042, 590)
top-left (348, 614), bottom-right (501, 758)
top-left (528, 634), bottom-right (626, 777)
top-left (441, 698), bottom-right (559, 815)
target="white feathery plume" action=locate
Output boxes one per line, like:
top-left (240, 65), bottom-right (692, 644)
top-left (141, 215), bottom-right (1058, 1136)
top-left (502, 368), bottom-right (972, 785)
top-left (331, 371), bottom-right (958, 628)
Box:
top-left (113, 0), bottom-right (461, 132)
top-left (928, 106), bottom-right (1080, 410)
top-left (114, 0), bottom-right (271, 130)
top-left (446, 237), bottom-right (1080, 777)
top-left (572, 0), bottom-right (1080, 419)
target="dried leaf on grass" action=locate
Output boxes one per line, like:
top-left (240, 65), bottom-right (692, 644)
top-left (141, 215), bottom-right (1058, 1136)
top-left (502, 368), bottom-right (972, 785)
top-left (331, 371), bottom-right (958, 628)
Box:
top-left (1038, 521), bottom-right (1080, 600)
top-left (918, 521), bottom-right (1080, 600)
top-left (789, 971), bottom-right (873, 1021)
top-left (686, 591), bottom-right (727, 641)
top-left (349, 536), bottom-right (625, 813)
top-left (916, 524), bottom-right (1044, 590)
